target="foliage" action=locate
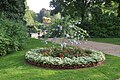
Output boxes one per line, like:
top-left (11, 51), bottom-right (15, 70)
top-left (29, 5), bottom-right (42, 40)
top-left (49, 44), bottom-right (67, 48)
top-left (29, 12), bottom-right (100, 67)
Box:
top-left (38, 8), bottom-right (45, 22)
top-left (50, 0), bottom-right (120, 38)
top-left (44, 10), bottom-right (51, 18)
top-left (24, 9), bottom-right (35, 26)
top-left (25, 47), bottom-right (105, 66)
top-left (74, 2), bottom-right (120, 38)
top-left (105, 0), bottom-right (120, 17)
top-left (50, 0), bottom-right (103, 26)
top-left (50, 0), bottom-right (62, 15)
top-left (51, 12), bottom-right (61, 22)
top-left (45, 17), bottom-right (89, 40)
top-left (0, 0), bottom-right (26, 22)
top-left (0, 19), bottom-right (27, 56)
top-left (89, 13), bottom-right (120, 37)
top-left (0, 31), bottom-right (10, 56)
top-left (24, 8), bottom-right (44, 33)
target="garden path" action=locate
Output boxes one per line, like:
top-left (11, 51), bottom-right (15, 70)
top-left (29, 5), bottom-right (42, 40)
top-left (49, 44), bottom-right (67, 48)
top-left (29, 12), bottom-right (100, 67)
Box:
top-left (31, 33), bottom-right (120, 57)
top-left (47, 38), bottom-right (120, 57)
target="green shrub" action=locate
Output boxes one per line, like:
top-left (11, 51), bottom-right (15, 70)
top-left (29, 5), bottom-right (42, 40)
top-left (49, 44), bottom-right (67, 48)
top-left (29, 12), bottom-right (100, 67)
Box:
top-left (0, 19), bottom-right (27, 56)
top-left (0, 31), bottom-right (10, 56)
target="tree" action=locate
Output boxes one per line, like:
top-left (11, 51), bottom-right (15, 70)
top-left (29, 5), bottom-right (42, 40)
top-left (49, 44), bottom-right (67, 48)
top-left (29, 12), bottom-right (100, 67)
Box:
top-left (50, 0), bottom-right (104, 27)
top-left (118, 2), bottom-right (120, 17)
top-left (50, 0), bottom-right (62, 15)
top-left (0, 0), bottom-right (26, 21)
top-left (44, 10), bottom-right (51, 17)
top-left (38, 8), bottom-right (46, 23)
top-left (105, 0), bottom-right (120, 17)
top-left (24, 9), bottom-right (35, 26)
top-left (51, 12), bottom-right (61, 22)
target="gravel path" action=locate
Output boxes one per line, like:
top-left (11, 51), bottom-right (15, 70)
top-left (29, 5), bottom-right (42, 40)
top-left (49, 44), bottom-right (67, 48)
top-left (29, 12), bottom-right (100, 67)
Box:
top-left (31, 33), bottom-right (120, 57)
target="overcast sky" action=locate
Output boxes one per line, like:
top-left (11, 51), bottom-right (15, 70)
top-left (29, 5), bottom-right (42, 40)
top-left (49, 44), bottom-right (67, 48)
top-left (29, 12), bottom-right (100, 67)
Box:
top-left (27, 0), bottom-right (52, 13)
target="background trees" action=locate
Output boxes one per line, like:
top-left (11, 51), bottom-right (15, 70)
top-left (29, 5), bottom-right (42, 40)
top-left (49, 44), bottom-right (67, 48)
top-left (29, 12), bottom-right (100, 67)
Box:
top-left (50, 0), bottom-right (120, 38)
top-left (50, 0), bottom-right (103, 24)
top-left (0, 0), bottom-right (26, 22)
top-left (38, 8), bottom-right (47, 23)
top-left (24, 9), bottom-right (35, 26)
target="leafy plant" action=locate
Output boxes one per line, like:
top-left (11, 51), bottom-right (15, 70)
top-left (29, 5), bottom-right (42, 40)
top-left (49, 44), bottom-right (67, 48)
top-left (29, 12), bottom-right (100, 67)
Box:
top-left (45, 17), bottom-right (89, 39)
top-left (25, 47), bottom-right (105, 66)
top-left (0, 0), bottom-right (25, 22)
top-left (0, 19), bottom-right (27, 56)
top-left (0, 32), bottom-right (10, 56)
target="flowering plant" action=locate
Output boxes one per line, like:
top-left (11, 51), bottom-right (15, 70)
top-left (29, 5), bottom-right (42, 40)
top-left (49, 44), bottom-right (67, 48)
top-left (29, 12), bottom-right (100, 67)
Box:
top-left (45, 17), bottom-right (89, 40)
top-left (25, 47), bottom-right (105, 66)
top-left (44, 17), bottom-right (89, 49)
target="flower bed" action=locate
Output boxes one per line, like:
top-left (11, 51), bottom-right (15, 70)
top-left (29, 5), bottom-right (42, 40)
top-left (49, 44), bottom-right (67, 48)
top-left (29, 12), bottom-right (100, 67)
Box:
top-left (25, 47), bottom-right (105, 69)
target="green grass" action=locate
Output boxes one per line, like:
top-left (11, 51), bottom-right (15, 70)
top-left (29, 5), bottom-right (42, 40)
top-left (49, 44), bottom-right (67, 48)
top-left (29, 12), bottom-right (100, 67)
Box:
top-left (88, 38), bottom-right (120, 45)
top-left (0, 38), bottom-right (120, 80)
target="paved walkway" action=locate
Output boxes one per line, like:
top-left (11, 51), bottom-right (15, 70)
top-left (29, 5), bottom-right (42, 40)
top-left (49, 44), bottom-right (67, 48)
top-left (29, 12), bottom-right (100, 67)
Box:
top-left (31, 33), bottom-right (120, 57)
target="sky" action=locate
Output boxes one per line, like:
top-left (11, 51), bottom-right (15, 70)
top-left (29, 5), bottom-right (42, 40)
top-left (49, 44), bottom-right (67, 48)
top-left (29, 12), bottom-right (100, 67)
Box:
top-left (27, 0), bottom-right (52, 13)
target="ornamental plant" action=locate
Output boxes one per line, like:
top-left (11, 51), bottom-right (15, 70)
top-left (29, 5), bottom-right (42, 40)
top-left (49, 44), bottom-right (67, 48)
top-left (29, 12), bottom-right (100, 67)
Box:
top-left (46, 16), bottom-right (89, 39)
top-left (25, 47), bottom-right (105, 66)
top-left (45, 16), bottom-right (89, 48)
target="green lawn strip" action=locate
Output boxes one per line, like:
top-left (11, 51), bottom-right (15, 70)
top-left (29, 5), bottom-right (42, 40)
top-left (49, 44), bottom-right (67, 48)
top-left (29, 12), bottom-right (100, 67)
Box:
top-left (88, 38), bottom-right (120, 45)
top-left (96, 55), bottom-right (120, 80)
top-left (0, 38), bottom-right (120, 80)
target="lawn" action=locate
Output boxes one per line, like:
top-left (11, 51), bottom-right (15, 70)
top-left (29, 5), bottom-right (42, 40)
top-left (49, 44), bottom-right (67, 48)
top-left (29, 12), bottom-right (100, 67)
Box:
top-left (88, 38), bottom-right (120, 45)
top-left (0, 38), bottom-right (120, 80)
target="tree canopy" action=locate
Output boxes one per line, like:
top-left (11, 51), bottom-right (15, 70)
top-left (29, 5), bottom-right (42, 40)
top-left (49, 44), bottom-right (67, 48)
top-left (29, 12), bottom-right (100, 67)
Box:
top-left (0, 0), bottom-right (26, 21)
top-left (50, 0), bottom-right (120, 38)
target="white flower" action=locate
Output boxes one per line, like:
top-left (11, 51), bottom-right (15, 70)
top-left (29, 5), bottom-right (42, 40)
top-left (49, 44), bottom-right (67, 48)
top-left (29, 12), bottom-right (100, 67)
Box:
top-left (60, 43), bottom-right (64, 48)
top-left (44, 41), bottom-right (48, 44)
top-left (66, 34), bottom-right (70, 38)
top-left (69, 25), bottom-right (73, 28)
top-left (70, 41), bottom-right (74, 45)
top-left (61, 42), bottom-right (67, 47)
top-left (60, 26), bottom-right (63, 30)
top-left (78, 21), bottom-right (81, 24)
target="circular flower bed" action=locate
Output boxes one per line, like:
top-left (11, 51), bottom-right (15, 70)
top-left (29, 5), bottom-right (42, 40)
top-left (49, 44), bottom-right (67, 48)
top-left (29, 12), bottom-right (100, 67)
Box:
top-left (25, 47), bottom-right (105, 69)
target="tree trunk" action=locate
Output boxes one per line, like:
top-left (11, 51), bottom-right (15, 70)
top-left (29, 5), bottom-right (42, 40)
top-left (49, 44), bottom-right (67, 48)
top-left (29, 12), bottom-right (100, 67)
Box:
top-left (80, 0), bottom-right (86, 28)
top-left (81, 12), bottom-right (85, 28)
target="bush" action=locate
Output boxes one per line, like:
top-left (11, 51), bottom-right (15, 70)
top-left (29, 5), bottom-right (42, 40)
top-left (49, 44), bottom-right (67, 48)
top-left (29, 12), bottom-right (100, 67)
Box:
top-left (0, 19), bottom-right (27, 56)
top-left (0, 31), bottom-right (10, 56)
